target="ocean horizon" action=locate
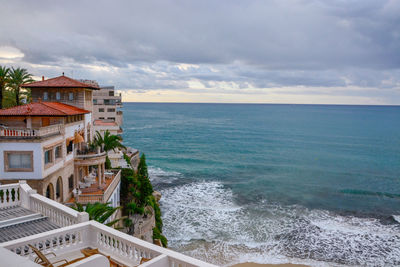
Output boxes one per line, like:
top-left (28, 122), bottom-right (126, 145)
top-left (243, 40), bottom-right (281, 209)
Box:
top-left (122, 103), bottom-right (400, 266)
top-left (124, 102), bottom-right (400, 106)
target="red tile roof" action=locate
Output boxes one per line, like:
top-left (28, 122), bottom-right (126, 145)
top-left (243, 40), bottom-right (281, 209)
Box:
top-left (93, 119), bottom-right (118, 126)
top-left (21, 75), bottom-right (99, 90)
top-left (0, 102), bottom-right (90, 116)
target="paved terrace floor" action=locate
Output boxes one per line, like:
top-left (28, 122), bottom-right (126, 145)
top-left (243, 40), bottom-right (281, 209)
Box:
top-left (0, 206), bottom-right (60, 243)
top-left (66, 174), bottom-right (116, 203)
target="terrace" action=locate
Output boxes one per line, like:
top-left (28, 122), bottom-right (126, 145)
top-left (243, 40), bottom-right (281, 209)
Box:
top-left (0, 181), bottom-right (88, 243)
top-left (70, 169), bottom-right (121, 204)
top-left (0, 182), bottom-right (217, 267)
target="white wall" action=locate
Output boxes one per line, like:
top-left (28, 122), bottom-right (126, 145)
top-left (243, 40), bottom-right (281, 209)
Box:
top-left (0, 142), bottom-right (43, 180)
top-left (65, 122), bottom-right (85, 139)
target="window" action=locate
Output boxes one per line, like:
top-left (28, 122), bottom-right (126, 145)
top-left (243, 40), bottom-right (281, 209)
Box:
top-left (68, 175), bottom-right (74, 191)
top-left (69, 92), bottom-right (74, 100)
top-left (104, 99), bottom-right (115, 105)
top-left (4, 151), bottom-right (33, 172)
top-left (55, 145), bottom-right (62, 159)
top-left (43, 92), bottom-right (48, 100)
top-left (56, 92), bottom-right (61, 100)
top-left (66, 140), bottom-right (73, 154)
top-left (93, 99), bottom-right (97, 104)
top-left (109, 91), bottom-right (114, 96)
top-left (56, 177), bottom-right (62, 199)
top-left (99, 108), bottom-right (104, 112)
top-left (99, 117), bottom-right (105, 119)
top-left (107, 117), bottom-right (115, 121)
top-left (107, 108), bottom-right (115, 112)
top-left (44, 149), bottom-right (53, 165)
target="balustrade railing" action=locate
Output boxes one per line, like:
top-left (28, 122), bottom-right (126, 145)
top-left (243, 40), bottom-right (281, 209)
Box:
top-left (102, 170), bottom-right (120, 202)
top-left (1, 221), bottom-right (218, 267)
top-left (0, 183), bottom-right (21, 208)
top-left (76, 170), bottom-right (121, 204)
top-left (76, 194), bottom-right (103, 204)
top-left (0, 181), bottom-right (88, 227)
top-left (0, 124), bottom-right (64, 138)
top-left (29, 193), bottom-right (86, 227)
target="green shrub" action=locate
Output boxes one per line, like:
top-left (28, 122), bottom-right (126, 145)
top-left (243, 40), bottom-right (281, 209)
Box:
top-left (123, 153), bottom-right (131, 166)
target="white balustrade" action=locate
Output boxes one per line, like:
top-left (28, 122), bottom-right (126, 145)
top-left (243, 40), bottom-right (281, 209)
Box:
top-left (102, 170), bottom-right (121, 202)
top-left (0, 183), bottom-right (21, 208)
top-left (1, 221), bottom-right (218, 267)
top-left (0, 124), bottom-right (64, 138)
top-left (76, 170), bottom-right (121, 204)
top-left (0, 181), bottom-right (88, 227)
top-left (29, 193), bottom-right (87, 227)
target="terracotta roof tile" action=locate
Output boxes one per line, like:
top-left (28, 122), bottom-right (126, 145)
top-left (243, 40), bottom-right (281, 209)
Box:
top-left (93, 119), bottom-right (118, 126)
top-left (21, 75), bottom-right (99, 90)
top-left (0, 102), bottom-right (90, 116)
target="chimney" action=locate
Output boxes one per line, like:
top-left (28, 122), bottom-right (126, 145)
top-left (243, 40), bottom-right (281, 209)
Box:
top-left (42, 76), bottom-right (44, 81)
top-left (62, 72), bottom-right (64, 76)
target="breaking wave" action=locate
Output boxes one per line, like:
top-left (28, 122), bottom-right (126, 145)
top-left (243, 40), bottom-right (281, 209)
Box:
top-left (148, 166), bottom-right (182, 184)
top-left (159, 181), bottom-right (400, 266)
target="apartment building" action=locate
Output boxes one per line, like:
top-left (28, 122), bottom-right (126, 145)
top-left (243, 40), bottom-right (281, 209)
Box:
top-left (92, 86), bottom-right (123, 128)
top-left (0, 75), bottom-right (121, 210)
top-left (92, 86), bottom-right (125, 168)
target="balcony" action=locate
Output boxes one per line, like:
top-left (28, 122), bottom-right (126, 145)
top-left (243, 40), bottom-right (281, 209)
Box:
top-left (1, 220), bottom-right (217, 267)
top-left (75, 150), bottom-right (106, 161)
top-left (72, 169), bottom-right (121, 204)
top-left (0, 182), bottom-right (217, 267)
top-left (0, 124), bottom-right (64, 139)
top-left (0, 181), bottom-right (88, 235)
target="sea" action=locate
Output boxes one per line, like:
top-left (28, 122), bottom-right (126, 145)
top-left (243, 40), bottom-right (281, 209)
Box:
top-left (122, 103), bottom-right (400, 267)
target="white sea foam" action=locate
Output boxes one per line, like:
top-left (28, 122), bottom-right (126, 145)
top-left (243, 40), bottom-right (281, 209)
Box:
top-left (148, 166), bottom-right (181, 184)
top-left (393, 215), bottom-right (400, 223)
top-left (160, 181), bottom-right (400, 267)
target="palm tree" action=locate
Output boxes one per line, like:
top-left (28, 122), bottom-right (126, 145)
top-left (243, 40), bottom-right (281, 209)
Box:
top-left (95, 130), bottom-right (126, 162)
top-left (95, 130), bottom-right (126, 169)
top-left (0, 66), bottom-right (10, 109)
top-left (8, 67), bottom-right (34, 106)
top-left (73, 202), bottom-right (124, 227)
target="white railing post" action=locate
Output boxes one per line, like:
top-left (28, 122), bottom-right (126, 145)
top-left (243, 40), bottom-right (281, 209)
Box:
top-left (77, 212), bottom-right (89, 223)
top-left (18, 180), bottom-right (36, 209)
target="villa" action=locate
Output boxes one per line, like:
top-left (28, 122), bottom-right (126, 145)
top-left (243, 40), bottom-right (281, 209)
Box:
top-left (0, 74), bottom-right (218, 266)
top-left (0, 75), bottom-right (121, 210)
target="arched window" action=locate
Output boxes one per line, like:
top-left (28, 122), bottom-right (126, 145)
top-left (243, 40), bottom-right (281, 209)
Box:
top-left (46, 183), bottom-right (54, 200)
top-left (56, 177), bottom-right (62, 200)
top-left (68, 175), bottom-right (74, 191)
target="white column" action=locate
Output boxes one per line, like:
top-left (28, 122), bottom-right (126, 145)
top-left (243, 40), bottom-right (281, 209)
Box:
top-left (26, 116), bottom-right (32, 128)
top-left (98, 164), bottom-right (102, 185)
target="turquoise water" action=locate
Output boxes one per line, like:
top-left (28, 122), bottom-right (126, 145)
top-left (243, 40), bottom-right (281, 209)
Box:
top-left (123, 103), bottom-right (400, 266)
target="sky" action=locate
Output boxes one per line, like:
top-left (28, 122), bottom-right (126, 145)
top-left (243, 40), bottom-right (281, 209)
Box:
top-left (0, 0), bottom-right (399, 104)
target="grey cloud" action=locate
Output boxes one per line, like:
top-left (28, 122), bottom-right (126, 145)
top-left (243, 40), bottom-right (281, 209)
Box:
top-left (0, 0), bottom-right (399, 103)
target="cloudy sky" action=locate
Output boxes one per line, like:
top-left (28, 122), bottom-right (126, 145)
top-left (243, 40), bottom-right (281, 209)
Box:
top-left (0, 0), bottom-right (399, 104)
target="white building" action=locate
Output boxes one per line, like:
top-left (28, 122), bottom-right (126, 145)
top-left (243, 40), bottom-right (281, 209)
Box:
top-left (92, 86), bottom-right (126, 168)
top-left (0, 75), bottom-right (120, 210)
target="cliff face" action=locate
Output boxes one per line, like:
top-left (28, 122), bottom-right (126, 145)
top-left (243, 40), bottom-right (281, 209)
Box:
top-left (120, 154), bottom-right (167, 247)
top-left (130, 152), bottom-right (140, 172)
top-left (130, 206), bottom-right (156, 243)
